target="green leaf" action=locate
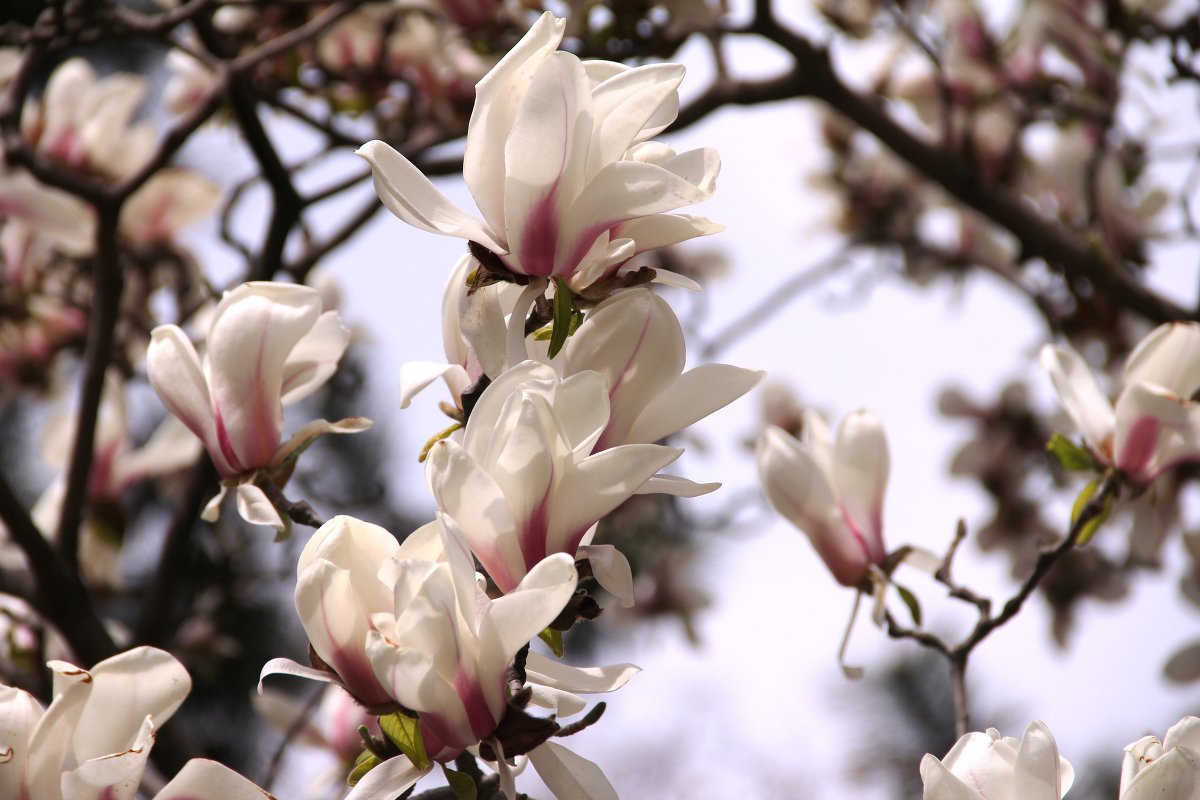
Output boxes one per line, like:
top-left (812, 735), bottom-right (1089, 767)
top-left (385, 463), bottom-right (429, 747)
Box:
top-left (379, 712), bottom-right (430, 771)
top-left (1046, 434), bottom-right (1097, 472)
top-left (441, 764), bottom-right (478, 800)
top-left (538, 627), bottom-right (564, 658)
top-left (894, 583), bottom-right (922, 627)
top-left (548, 278), bottom-right (574, 358)
top-left (1070, 478), bottom-right (1113, 546)
top-left (348, 750), bottom-right (382, 786)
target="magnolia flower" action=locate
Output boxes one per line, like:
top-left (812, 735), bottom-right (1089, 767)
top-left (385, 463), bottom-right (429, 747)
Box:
top-left (426, 361), bottom-right (681, 598)
top-left (757, 410), bottom-right (889, 588)
top-left (30, 372), bottom-right (201, 586)
top-left (1120, 716), bottom-right (1200, 799)
top-left (0, 647), bottom-right (270, 800)
top-left (1041, 322), bottom-right (1200, 486)
top-left (148, 282), bottom-right (367, 530)
top-left (358, 12), bottom-right (720, 290)
top-left (280, 515), bottom-right (427, 709)
top-left (22, 57), bottom-right (156, 179)
top-left (921, 721), bottom-right (1074, 800)
top-left (0, 172), bottom-right (94, 256)
top-left (561, 288), bottom-right (764, 458)
top-left (364, 520), bottom-right (578, 760)
top-left (264, 515), bottom-right (627, 800)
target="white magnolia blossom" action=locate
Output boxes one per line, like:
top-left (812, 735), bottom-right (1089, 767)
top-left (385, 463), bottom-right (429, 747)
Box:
top-left (357, 11), bottom-right (720, 289)
top-left (264, 515), bottom-right (628, 800)
top-left (147, 282), bottom-right (367, 530)
top-left (426, 360), bottom-right (681, 598)
top-left (757, 410), bottom-right (890, 588)
top-left (1120, 716), bottom-right (1200, 800)
top-left (1041, 322), bottom-right (1200, 486)
top-left (28, 372), bottom-right (200, 586)
top-left (921, 721), bottom-right (1075, 800)
top-left (0, 647), bottom-right (269, 800)
top-left (22, 57), bottom-right (155, 178)
top-left (561, 288), bottom-right (763, 456)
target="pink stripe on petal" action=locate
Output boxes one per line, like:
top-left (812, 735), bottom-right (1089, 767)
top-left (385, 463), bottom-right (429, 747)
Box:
top-left (1117, 416), bottom-right (1161, 483)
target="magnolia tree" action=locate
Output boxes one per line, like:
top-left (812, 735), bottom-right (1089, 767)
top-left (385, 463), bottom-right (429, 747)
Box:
top-left (0, 0), bottom-right (1198, 798)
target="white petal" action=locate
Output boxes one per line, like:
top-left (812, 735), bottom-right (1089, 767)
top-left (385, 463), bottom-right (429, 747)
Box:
top-left (400, 362), bottom-right (470, 409)
top-left (343, 756), bottom-right (430, 800)
top-left (279, 310), bottom-right (350, 405)
top-left (524, 653), bottom-right (639, 695)
top-left (1039, 343), bottom-right (1116, 453)
top-left (235, 484), bottom-right (286, 532)
top-left (528, 741), bottom-right (618, 800)
top-left (147, 326), bottom-right (222, 472)
top-left (632, 474), bottom-right (720, 497)
top-left (627, 364), bottom-right (765, 446)
top-left (576, 544), bottom-right (634, 607)
top-left (70, 647), bottom-right (190, 762)
top-left (207, 283), bottom-right (322, 472)
top-left (1124, 322), bottom-right (1200, 399)
top-left (503, 51), bottom-right (592, 277)
top-left (832, 410), bottom-right (889, 564)
top-left (357, 140), bottom-right (505, 252)
top-left (465, 12), bottom-right (566, 231)
top-left (153, 758), bottom-right (277, 800)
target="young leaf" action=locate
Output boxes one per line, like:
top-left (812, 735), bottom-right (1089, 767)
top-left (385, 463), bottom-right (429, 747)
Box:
top-left (1046, 433), bottom-right (1097, 472)
top-left (1070, 478), bottom-right (1113, 546)
top-left (441, 764), bottom-right (478, 800)
top-left (548, 278), bottom-right (574, 358)
top-left (379, 712), bottom-right (430, 771)
top-left (894, 583), bottom-right (922, 627)
top-left (348, 750), bottom-right (382, 786)
top-left (538, 627), bottom-right (565, 658)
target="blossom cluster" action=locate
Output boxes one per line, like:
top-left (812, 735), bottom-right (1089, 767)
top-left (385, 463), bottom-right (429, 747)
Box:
top-left (2, 11), bottom-right (761, 799)
top-left (921, 715), bottom-right (1200, 800)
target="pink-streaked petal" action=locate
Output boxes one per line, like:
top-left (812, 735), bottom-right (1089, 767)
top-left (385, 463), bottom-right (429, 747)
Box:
top-left (465, 12), bottom-right (566, 232)
top-left (153, 758), bottom-right (277, 800)
top-left (503, 51), bottom-right (592, 278)
top-left (757, 426), bottom-right (867, 587)
top-left (357, 140), bottom-right (505, 252)
top-left (563, 289), bottom-right (683, 449)
top-left (207, 283), bottom-right (322, 472)
top-left (1039, 343), bottom-right (1116, 454)
top-left (550, 445), bottom-right (681, 556)
top-left (147, 325), bottom-right (225, 473)
top-left (529, 742), bottom-right (618, 800)
top-left (477, 553), bottom-right (578, 701)
top-left (832, 410), bottom-right (889, 564)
